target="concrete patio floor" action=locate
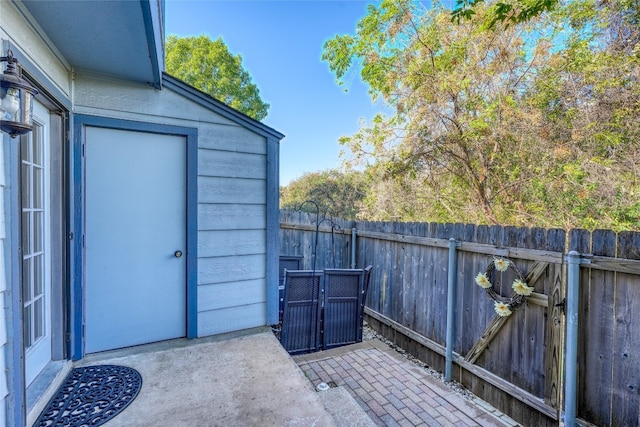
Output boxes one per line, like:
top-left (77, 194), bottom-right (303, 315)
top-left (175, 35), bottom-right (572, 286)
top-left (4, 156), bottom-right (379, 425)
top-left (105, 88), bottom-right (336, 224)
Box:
top-left (78, 327), bottom-right (339, 426)
top-left (62, 326), bottom-right (519, 427)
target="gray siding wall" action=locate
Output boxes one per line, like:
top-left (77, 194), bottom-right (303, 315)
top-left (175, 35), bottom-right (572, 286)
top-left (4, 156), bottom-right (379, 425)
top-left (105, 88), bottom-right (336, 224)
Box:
top-left (0, 135), bottom-right (8, 427)
top-left (0, 2), bottom-right (71, 100)
top-left (1, 2), bottom-right (71, 422)
top-left (73, 73), bottom-right (270, 336)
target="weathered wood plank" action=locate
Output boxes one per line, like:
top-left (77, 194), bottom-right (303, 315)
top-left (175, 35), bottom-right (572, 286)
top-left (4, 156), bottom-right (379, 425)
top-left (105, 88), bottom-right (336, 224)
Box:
top-left (527, 292), bottom-right (549, 307)
top-left (523, 301), bottom-right (545, 398)
top-left (279, 222), bottom-right (352, 235)
top-left (465, 262), bottom-right (549, 364)
top-left (303, 224), bottom-right (565, 263)
top-left (544, 257), bottom-right (564, 411)
top-left (357, 229), bottom-right (450, 248)
top-left (544, 228), bottom-right (569, 411)
top-left (569, 228), bottom-right (591, 253)
top-left (415, 222), bottom-right (429, 334)
top-left (587, 255), bottom-right (640, 275)
top-left (455, 356), bottom-right (558, 420)
top-left (460, 242), bottom-right (564, 263)
top-left (365, 307), bottom-right (445, 356)
top-left (609, 231), bottom-right (640, 426)
top-left (423, 224), bottom-right (438, 342)
top-left (434, 225), bottom-right (448, 344)
top-left (459, 224), bottom-right (477, 355)
top-left (580, 229), bottom-right (615, 426)
top-left (384, 222), bottom-right (397, 320)
top-left (465, 316), bottom-right (509, 364)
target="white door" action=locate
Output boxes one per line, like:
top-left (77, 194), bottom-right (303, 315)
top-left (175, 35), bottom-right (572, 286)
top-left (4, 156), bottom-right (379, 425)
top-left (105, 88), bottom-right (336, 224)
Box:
top-left (23, 100), bottom-right (52, 385)
top-left (85, 127), bottom-right (186, 353)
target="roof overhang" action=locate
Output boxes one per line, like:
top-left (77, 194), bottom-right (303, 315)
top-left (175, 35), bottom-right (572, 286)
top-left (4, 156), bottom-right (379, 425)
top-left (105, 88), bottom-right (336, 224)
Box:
top-left (162, 73), bottom-right (285, 141)
top-left (21, 0), bottom-right (164, 88)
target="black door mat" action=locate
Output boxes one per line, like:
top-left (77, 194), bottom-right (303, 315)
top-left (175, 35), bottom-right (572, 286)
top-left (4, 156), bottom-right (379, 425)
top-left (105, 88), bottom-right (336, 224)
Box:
top-left (34, 364), bottom-right (142, 427)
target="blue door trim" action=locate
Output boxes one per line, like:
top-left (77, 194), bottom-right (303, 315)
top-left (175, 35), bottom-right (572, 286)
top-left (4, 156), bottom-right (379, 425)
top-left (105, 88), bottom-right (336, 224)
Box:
top-left (72, 115), bottom-right (198, 360)
top-left (265, 136), bottom-right (280, 325)
top-left (5, 131), bottom-right (26, 427)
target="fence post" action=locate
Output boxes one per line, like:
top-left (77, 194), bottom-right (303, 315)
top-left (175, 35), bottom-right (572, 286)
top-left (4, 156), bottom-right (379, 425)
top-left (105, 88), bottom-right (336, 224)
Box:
top-left (445, 238), bottom-right (460, 382)
top-left (351, 227), bottom-right (357, 269)
top-left (564, 250), bottom-right (584, 427)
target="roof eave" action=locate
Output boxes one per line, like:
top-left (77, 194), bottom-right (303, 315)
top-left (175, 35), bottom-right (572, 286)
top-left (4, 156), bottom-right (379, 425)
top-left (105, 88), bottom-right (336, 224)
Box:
top-left (162, 73), bottom-right (285, 141)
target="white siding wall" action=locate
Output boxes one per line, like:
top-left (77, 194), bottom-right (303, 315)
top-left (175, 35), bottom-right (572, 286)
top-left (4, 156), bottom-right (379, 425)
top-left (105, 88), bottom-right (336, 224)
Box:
top-left (0, 1), bottom-right (71, 99)
top-left (1, 3), bottom-right (71, 421)
top-left (0, 135), bottom-right (8, 427)
top-left (74, 73), bottom-right (270, 336)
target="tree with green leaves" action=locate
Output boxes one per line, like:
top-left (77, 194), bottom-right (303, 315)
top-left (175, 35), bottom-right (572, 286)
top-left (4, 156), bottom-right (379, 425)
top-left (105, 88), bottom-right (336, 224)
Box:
top-left (323, 0), bottom-right (552, 224)
top-left (451, 0), bottom-right (559, 27)
top-left (165, 34), bottom-right (269, 121)
top-left (280, 170), bottom-right (370, 220)
top-left (523, 0), bottom-right (640, 229)
top-left (322, 0), bottom-right (640, 230)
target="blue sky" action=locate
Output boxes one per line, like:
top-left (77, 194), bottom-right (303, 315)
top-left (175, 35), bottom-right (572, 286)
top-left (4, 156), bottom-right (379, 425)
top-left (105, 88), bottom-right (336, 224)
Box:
top-left (165, 0), bottom-right (384, 185)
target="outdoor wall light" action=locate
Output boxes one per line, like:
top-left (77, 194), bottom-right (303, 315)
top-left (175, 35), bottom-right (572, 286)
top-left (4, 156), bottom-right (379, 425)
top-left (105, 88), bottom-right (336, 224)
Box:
top-left (1, 49), bottom-right (38, 138)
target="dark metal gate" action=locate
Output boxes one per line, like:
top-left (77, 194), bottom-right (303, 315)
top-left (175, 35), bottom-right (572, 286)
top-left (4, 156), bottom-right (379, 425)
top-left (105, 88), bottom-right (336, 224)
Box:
top-left (280, 266), bottom-right (372, 354)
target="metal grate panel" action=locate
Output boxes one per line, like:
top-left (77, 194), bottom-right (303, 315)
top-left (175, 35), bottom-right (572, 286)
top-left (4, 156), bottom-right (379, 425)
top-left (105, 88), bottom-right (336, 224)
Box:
top-left (280, 270), bottom-right (323, 354)
top-left (278, 256), bottom-right (303, 321)
top-left (360, 265), bottom-right (373, 342)
top-left (279, 256), bottom-right (303, 284)
top-left (323, 269), bottom-right (364, 350)
top-left (280, 266), bottom-right (374, 354)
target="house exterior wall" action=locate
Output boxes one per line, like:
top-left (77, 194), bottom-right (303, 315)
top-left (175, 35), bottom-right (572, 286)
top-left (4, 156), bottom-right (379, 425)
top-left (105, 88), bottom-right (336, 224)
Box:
top-left (1, 2), bottom-right (71, 424)
top-left (0, 1), bottom-right (71, 100)
top-left (2, 3), bottom-right (280, 423)
top-left (73, 73), bottom-right (271, 336)
top-left (1, 129), bottom-right (8, 427)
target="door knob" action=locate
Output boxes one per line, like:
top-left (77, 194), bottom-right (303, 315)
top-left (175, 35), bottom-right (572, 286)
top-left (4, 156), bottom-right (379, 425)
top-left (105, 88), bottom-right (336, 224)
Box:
top-left (174, 250), bottom-right (183, 258)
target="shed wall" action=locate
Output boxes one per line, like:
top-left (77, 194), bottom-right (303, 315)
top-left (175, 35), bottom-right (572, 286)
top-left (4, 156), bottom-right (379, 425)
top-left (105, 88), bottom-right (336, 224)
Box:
top-left (73, 73), bottom-right (270, 336)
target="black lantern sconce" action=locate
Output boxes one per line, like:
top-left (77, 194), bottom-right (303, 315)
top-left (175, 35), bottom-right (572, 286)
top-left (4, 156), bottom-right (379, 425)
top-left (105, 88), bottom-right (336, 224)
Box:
top-left (1, 49), bottom-right (39, 138)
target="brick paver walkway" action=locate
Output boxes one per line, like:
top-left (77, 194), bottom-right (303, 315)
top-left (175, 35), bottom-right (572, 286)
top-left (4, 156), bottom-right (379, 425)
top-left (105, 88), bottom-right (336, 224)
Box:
top-left (294, 340), bottom-right (519, 427)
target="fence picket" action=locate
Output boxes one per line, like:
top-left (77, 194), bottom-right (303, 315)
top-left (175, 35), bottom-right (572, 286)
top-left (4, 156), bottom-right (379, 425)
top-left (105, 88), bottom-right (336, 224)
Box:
top-left (610, 232), bottom-right (640, 426)
top-left (580, 229), bottom-right (616, 426)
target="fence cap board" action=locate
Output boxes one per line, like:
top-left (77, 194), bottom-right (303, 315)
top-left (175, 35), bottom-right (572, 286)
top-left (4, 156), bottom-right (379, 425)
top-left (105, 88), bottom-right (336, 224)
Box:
top-left (280, 222), bottom-right (352, 235)
top-left (458, 242), bottom-right (564, 263)
top-left (583, 255), bottom-right (640, 275)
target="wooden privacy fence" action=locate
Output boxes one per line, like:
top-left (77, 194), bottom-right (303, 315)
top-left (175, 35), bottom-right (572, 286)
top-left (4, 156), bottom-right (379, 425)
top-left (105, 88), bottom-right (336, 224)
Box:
top-left (570, 230), bottom-right (640, 427)
top-left (279, 210), bottom-right (640, 427)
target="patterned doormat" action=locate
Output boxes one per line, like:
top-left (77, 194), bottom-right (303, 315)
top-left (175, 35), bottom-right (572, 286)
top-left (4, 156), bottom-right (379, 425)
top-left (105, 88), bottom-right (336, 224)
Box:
top-left (35, 364), bottom-right (142, 427)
